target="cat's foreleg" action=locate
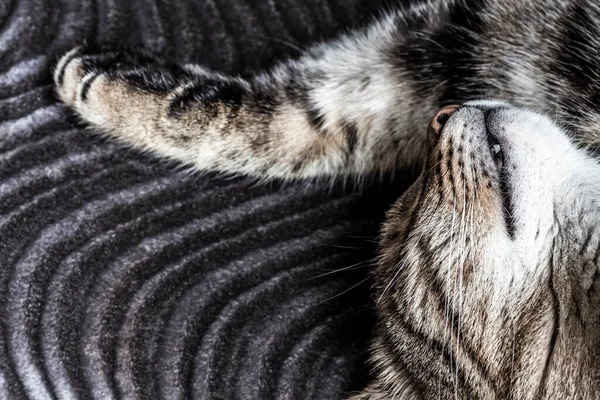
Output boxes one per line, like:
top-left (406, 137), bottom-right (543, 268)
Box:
top-left (54, 14), bottom-right (432, 179)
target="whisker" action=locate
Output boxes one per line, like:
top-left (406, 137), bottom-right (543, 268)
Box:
top-left (454, 177), bottom-right (469, 396)
top-left (443, 190), bottom-right (458, 385)
top-left (308, 260), bottom-right (372, 280)
top-left (318, 277), bottom-right (371, 305)
top-left (510, 318), bottom-right (517, 385)
top-left (347, 235), bottom-right (379, 244)
top-left (250, 34), bottom-right (305, 53)
top-left (319, 244), bottom-right (366, 250)
top-left (377, 230), bottom-right (426, 304)
top-left (423, 158), bottom-right (444, 180)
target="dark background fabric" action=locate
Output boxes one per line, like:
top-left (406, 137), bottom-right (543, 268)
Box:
top-left (0, 0), bottom-right (414, 398)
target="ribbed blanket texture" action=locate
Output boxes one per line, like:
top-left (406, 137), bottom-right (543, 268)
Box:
top-left (0, 0), bottom-right (412, 398)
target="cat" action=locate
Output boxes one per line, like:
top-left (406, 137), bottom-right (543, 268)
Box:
top-left (53, 0), bottom-right (600, 398)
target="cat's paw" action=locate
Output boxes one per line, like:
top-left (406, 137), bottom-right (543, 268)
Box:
top-left (53, 47), bottom-right (139, 119)
top-left (53, 46), bottom-right (186, 130)
top-left (56, 46), bottom-right (152, 102)
top-left (54, 47), bottom-right (133, 127)
top-left (54, 47), bottom-right (88, 106)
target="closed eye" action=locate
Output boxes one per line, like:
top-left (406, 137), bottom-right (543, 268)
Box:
top-left (486, 131), bottom-right (514, 238)
top-left (490, 141), bottom-right (503, 170)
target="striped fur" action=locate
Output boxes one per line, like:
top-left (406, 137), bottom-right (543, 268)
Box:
top-left (54, 0), bottom-right (600, 398)
top-left (354, 101), bottom-right (600, 399)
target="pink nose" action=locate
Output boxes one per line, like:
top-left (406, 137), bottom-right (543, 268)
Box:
top-left (428, 105), bottom-right (460, 140)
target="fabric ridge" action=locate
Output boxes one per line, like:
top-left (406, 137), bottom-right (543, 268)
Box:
top-left (0, 0), bottom-right (407, 398)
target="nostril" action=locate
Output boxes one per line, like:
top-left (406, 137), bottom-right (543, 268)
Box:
top-left (436, 113), bottom-right (451, 127)
top-left (428, 105), bottom-right (461, 143)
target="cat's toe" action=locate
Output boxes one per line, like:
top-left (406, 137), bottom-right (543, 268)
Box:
top-left (54, 47), bottom-right (86, 105)
top-left (54, 46), bottom-right (129, 107)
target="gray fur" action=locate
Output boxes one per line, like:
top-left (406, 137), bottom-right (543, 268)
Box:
top-left (54, 0), bottom-right (600, 398)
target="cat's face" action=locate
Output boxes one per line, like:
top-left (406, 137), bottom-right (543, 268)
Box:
top-left (375, 101), bottom-right (600, 397)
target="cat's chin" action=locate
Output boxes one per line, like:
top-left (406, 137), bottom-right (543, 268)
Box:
top-left (373, 101), bottom-right (600, 399)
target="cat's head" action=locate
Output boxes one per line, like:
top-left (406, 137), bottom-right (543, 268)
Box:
top-left (373, 101), bottom-right (600, 398)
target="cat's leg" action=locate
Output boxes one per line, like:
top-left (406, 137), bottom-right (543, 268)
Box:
top-left (54, 13), bottom-right (437, 180)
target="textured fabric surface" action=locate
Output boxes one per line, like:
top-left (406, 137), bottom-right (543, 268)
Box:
top-left (0, 0), bottom-right (412, 398)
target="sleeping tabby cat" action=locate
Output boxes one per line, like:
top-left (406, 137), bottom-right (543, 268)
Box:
top-left (54, 0), bottom-right (600, 398)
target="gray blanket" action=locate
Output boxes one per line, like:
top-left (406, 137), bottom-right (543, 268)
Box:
top-left (0, 0), bottom-right (411, 398)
